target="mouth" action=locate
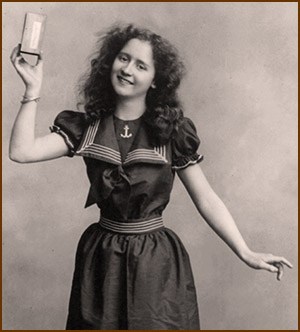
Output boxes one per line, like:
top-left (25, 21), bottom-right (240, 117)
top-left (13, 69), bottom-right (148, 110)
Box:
top-left (117, 75), bottom-right (134, 85)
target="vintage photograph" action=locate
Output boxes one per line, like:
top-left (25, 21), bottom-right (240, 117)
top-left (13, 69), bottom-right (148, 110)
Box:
top-left (3, 2), bottom-right (297, 330)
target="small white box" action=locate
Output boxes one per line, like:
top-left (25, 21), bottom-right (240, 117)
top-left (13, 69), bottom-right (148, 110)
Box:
top-left (20, 12), bottom-right (47, 55)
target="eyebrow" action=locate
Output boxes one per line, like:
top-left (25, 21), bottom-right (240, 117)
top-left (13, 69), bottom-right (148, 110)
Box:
top-left (119, 51), bottom-right (150, 68)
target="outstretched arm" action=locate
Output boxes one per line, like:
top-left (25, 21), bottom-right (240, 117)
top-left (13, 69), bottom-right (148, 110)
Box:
top-left (177, 163), bottom-right (293, 280)
top-left (9, 45), bottom-right (69, 163)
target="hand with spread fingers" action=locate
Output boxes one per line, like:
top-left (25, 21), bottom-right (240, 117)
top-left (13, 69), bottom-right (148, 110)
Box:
top-left (10, 44), bottom-right (43, 95)
top-left (242, 251), bottom-right (293, 281)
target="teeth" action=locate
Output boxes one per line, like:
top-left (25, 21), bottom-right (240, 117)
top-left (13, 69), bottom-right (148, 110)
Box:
top-left (118, 76), bottom-right (132, 85)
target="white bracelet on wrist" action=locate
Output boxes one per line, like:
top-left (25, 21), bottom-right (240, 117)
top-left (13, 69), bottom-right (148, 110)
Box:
top-left (21, 96), bottom-right (41, 104)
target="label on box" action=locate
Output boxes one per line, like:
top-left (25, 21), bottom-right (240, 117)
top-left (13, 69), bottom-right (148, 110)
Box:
top-left (30, 21), bottom-right (42, 49)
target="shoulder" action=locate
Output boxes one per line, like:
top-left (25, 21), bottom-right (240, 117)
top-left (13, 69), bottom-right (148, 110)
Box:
top-left (53, 110), bottom-right (88, 136)
top-left (50, 110), bottom-right (88, 155)
top-left (178, 117), bottom-right (199, 134)
top-left (53, 110), bottom-right (86, 125)
top-left (172, 117), bottom-right (200, 151)
top-left (179, 116), bottom-right (198, 130)
top-left (171, 116), bottom-right (203, 169)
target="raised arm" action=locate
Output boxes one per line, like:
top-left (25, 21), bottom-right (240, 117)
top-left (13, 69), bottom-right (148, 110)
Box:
top-left (177, 163), bottom-right (293, 280)
top-left (9, 45), bottom-right (69, 163)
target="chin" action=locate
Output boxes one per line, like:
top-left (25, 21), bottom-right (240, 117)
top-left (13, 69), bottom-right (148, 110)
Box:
top-left (114, 88), bottom-right (132, 98)
top-left (112, 81), bottom-right (130, 96)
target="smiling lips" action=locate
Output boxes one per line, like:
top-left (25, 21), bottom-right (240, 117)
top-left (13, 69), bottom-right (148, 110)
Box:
top-left (117, 75), bottom-right (134, 85)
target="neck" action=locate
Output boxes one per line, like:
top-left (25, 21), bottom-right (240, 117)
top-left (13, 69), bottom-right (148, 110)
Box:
top-left (114, 97), bottom-right (146, 120)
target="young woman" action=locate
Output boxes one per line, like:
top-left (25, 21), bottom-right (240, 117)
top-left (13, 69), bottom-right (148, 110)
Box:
top-left (10, 24), bottom-right (292, 330)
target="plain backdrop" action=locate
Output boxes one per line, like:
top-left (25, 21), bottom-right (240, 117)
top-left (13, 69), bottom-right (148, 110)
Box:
top-left (2, 2), bottom-right (298, 330)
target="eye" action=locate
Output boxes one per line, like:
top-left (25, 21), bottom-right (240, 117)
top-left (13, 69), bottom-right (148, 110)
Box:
top-left (118, 54), bottom-right (128, 62)
top-left (137, 63), bottom-right (147, 71)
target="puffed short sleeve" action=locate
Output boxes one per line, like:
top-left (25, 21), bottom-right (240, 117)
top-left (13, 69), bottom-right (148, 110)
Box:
top-left (49, 110), bottom-right (86, 157)
top-left (171, 117), bottom-right (204, 170)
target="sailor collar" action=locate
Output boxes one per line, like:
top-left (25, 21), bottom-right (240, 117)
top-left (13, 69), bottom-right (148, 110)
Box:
top-left (75, 114), bottom-right (169, 166)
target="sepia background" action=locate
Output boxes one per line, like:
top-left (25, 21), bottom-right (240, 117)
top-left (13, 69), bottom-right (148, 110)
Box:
top-left (3, 2), bottom-right (297, 330)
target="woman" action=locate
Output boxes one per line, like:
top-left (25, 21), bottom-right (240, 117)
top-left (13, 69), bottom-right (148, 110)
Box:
top-left (9, 24), bottom-right (292, 330)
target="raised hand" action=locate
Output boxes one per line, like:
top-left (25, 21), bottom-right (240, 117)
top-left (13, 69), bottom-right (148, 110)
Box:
top-left (10, 44), bottom-right (43, 95)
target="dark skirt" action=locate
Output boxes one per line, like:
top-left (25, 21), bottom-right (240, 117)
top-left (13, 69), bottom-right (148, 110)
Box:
top-left (66, 223), bottom-right (200, 330)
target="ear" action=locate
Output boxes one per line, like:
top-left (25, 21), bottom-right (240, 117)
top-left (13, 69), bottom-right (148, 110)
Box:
top-left (151, 81), bottom-right (156, 89)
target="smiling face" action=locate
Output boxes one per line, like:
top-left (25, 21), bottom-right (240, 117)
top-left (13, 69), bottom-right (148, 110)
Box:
top-left (110, 38), bottom-right (156, 100)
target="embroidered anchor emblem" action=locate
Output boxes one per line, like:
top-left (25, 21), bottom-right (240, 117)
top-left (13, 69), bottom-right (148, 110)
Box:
top-left (120, 125), bottom-right (132, 138)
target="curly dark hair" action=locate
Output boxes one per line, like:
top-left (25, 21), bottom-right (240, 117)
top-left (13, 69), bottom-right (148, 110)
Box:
top-left (78, 24), bottom-right (186, 144)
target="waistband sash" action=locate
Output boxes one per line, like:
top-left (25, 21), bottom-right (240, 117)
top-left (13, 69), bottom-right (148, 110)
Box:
top-left (99, 216), bottom-right (164, 234)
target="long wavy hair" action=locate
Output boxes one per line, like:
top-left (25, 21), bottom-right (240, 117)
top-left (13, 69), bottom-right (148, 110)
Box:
top-left (78, 24), bottom-right (186, 144)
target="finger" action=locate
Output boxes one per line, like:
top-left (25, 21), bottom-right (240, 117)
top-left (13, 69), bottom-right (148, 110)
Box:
top-left (38, 50), bottom-right (43, 61)
top-left (268, 256), bottom-right (293, 268)
top-left (10, 45), bottom-right (20, 62)
top-left (14, 53), bottom-right (27, 68)
top-left (35, 51), bottom-right (44, 67)
top-left (279, 257), bottom-right (293, 268)
top-left (11, 54), bottom-right (23, 69)
top-left (274, 263), bottom-right (284, 281)
top-left (10, 46), bottom-right (23, 61)
top-left (259, 261), bottom-right (279, 273)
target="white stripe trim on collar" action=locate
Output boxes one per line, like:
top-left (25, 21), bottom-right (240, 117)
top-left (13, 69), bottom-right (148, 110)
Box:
top-left (77, 119), bottom-right (99, 151)
top-left (76, 119), bottom-right (122, 164)
top-left (124, 146), bottom-right (168, 164)
top-left (76, 119), bottom-right (168, 165)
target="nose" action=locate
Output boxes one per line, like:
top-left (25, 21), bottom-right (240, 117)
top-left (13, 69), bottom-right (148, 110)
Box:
top-left (121, 62), bottom-right (133, 76)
